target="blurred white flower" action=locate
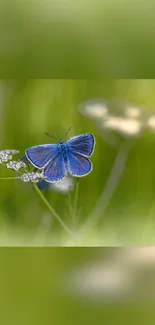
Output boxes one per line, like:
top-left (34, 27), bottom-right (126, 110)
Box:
top-left (125, 106), bottom-right (142, 119)
top-left (79, 99), bottom-right (148, 139)
top-left (118, 247), bottom-right (155, 269)
top-left (147, 115), bottom-right (155, 132)
top-left (103, 116), bottom-right (142, 137)
top-left (37, 175), bottom-right (75, 194)
top-left (66, 262), bottom-right (133, 301)
top-left (79, 100), bottom-right (109, 120)
top-left (79, 98), bottom-right (155, 142)
top-left (51, 175), bottom-right (75, 193)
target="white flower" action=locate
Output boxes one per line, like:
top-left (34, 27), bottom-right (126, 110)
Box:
top-left (0, 149), bottom-right (19, 163)
top-left (79, 100), bottom-right (109, 120)
top-left (147, 115), bottom-right (155, 132)
top-left (6, 160), bottom-right (26, 171)
top-left (20, 172), bottom-right (44, 183)
top-left (118, 248), bottom-right (155, 269)
top-left (0, 152), bottom-right (12, 162)
top-left (66, 262), bottom-right (133, 301)
top-left (103, 116), bottom-right (142, 137)
top-left (1, 150), bottom-right (19, 155)
top-left (125, 106), bottom-right (142, 119)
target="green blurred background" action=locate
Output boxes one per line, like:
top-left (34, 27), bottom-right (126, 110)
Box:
top-left (1, 1), bottom-right (155, 324)
top-left (0, 247), bottom-right (155, 325)
top-left (0, 79), bottom-right (155, 245)
top-left (0, 0), bottom-right (155, 77)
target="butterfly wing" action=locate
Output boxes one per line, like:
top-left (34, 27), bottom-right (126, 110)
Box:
top-left (67, 151), bottom-right (92, 177)
top-left (25, 144), bottom-right (58, 169)
top-left (43, 151), bottom-right (67, 182)
top-left (66, 133), bottom-right (95, 157)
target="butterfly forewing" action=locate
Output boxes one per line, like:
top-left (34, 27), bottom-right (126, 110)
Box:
top-left (67, 151), bottom-right (92, 177)
top-left (25, 144), bottom-right (58, 168)
top-left (43, 152), bottom-right (67, 182)
top-left (66, 134), bottom-right (95, 157)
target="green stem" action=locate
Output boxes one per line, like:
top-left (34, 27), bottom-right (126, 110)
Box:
top-left (33, 183), bottom-right (76, 243)
top-left (68, 190), bottom-right (73, 219)
top-left (74, 179), bottom-right (79, 221)
top-left (78, 140), bottom-right (132, 243)
top-left (0, 177), bottom-right (19, 180)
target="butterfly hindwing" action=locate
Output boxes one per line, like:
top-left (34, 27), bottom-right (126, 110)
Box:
top-left (43, 152), bottom-right (67, 182)
top-left (25, 144), bottom-right (58, 169)
top-left (67, 151), bottom-right (92, 177)
top-left (66, 133), bottom-right (95, 157)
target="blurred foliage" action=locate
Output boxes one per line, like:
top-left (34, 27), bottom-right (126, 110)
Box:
top-left (0, 0), bottom-right (155, 76)
top-left (0, 248), bottom-right (155, 325)
top-left (0, 79), bottom-right (155, 244)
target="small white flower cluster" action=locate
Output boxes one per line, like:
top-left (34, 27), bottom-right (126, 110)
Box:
top-left (6, 160), bottom-right (26, 171)
top-left (20, 172), bottom-right (44, 183)
top-left (2, 150), bottom-right (19, 155)
top-left (0, 149), bottom-right (19, 164)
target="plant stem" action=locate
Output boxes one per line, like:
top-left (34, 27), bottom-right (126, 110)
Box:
top-left (0, 177), bottom-right (19, 180)
top-left (68, 190), bottom-right (73, 220)
top-left (33, 183), bottom-right (76, 243)
top-left (74, 179), bottom-right (79, 220)
top-left (78, 140), bottom-right (132, 243)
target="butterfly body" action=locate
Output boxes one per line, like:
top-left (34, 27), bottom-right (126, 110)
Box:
top-left (59, 141), bottom-right (68, 165)
top-left (25, 133), bottom-right (95, 183)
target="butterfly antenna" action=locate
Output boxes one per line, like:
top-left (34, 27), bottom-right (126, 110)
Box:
top-left (64, 126), bottom-right (72, 138)
top-left (44, 132), bottom-right (57, 140)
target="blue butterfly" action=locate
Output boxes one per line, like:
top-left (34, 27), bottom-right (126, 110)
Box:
top-left (25, 133), bottom-right (96, 183)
